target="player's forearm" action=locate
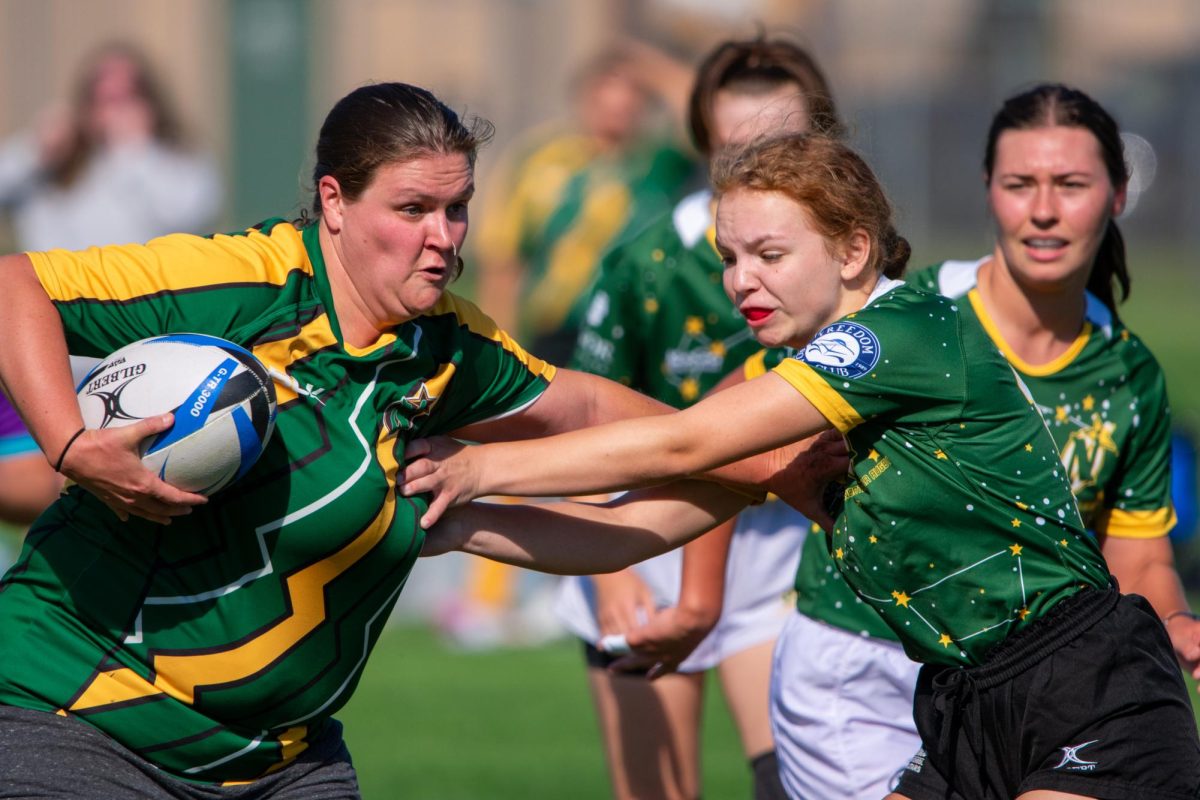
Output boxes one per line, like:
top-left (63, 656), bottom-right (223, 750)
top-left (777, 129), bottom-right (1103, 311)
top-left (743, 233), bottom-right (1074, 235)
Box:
top-left (1102, 535), bottom-right (1190, 619)
top-left (447, 482), bottom-right (747, 574)
top-left (676, 516), bottom-right (735, 627)
top-left (0, 254), bottom-right (82, 462)
top-left (471, 414), bottom-right (701, 498)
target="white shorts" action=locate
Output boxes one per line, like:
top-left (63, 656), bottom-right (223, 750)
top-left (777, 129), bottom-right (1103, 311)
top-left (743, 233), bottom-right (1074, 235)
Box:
top-left (555, 500), bottom-right (806, 672)
top-left (770, 612), bottom-right (921, 800)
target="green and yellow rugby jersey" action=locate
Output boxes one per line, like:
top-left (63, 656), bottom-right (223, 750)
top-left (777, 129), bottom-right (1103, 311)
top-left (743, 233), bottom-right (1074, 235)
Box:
top-left (0, 219), bottom-right (554, 783)
top-left (771, 279), bottom-right (1109, 666)
top-left (570, 190), bottom-right (759, 407)
top-left (476, 126), bottom-right (695, 339)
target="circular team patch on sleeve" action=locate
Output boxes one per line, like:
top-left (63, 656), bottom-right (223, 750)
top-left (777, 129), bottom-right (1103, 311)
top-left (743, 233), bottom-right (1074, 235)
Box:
top-left (798, 321), bottom-right (882, 379)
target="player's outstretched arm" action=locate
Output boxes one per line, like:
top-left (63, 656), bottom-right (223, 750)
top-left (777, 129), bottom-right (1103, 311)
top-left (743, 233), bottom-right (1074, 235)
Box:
top-left (405, 372), bottom-right (829, 529)
top-left (422, 480), bottom-right (749, 575)
top-left (0, 253), bottom-right (205, 523)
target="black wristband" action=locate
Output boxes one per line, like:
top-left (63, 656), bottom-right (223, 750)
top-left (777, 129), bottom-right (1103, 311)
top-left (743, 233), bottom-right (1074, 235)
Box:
top-left (1163, 609), bottom-right (1199, 625)
top-left (53, 426), bottom-right (87, 473)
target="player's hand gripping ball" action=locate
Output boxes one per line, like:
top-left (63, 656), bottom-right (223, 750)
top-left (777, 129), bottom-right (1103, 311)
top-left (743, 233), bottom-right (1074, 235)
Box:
top-left (76, 334), bottom-right (277, 495)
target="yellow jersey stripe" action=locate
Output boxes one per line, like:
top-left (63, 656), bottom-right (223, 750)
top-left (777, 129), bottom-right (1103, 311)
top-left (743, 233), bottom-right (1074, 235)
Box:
top-left (968, 289), bottom-right (1090, 377)
top-left (430, 293), bottom-right (557, 381)
top-left (773, 359), bottom-right (864, 433)
top-left (743, 350), bottom-right (769, 380)
top-left (69, 426), bottom-right (404, 713)
top-left (30, 225), bottom-right (312, 305)
top-left (1095, 506), bottom-right (1177, 539)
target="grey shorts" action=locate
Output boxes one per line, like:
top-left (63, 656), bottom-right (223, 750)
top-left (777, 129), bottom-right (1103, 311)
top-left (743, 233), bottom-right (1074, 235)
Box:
top-left (0, 705), bottom-right (360, 799)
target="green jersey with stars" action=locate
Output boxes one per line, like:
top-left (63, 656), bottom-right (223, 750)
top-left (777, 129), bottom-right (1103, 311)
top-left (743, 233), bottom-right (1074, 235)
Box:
top-left (0, 219), bottom-right (553, 783)
top-left (771, 279), bottom-right (1108, 666)
top-left (569, 190), bottom-right (760, 406)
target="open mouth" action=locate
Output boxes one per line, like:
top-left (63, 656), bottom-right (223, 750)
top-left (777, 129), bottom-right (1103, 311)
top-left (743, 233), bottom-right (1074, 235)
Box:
top-left (1023, 237), bottom-right (1068, 256)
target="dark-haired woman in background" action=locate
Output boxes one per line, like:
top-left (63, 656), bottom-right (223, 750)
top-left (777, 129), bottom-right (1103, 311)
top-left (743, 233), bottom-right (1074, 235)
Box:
top-left (883, 81), bottom-right (1200, 799)
top-left (0, 82), bottom-right (785, 799)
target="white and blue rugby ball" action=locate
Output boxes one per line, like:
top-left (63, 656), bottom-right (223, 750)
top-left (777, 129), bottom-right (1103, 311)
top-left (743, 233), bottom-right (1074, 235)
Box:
top-left (76, 333), bottom-right (277, 496)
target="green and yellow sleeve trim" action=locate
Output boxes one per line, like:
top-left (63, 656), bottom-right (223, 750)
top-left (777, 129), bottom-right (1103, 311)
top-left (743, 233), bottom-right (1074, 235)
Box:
top-left (1095, 506), bottom-right (1178, 539)
top-left (30, 224), bottom-right (311, 304)
top-left (772, 358), bottom-right (863, 433)
top-left (743, 350), bottom-right (769, 380)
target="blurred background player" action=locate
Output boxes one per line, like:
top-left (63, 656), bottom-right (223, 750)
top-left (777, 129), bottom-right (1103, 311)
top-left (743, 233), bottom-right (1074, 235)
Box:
top-left (554, 36), bottom-right (843, 800)
top-left (0, 41), bottom-right (221, 252)
top-left (445, 43), bottom-right (697, 649)
top-left (474, 43), bottom-right (696, 365)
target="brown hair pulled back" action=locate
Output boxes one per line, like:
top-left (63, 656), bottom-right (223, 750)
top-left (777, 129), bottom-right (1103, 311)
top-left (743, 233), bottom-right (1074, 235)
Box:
top-left (985, 83), bottom-right (1130, 316)
top-left (712, 133), bottom-right (910, 279)
top-left (689, 36), bottom-right (843, 157)
top-left (310, 82), bottom-right (493, 217)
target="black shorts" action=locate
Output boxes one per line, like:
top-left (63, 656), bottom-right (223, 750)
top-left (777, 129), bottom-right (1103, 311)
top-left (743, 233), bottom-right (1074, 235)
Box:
top-left (582, 641), bottom-right (652, 677)
top-left (895, 585), bottom-right (1200, 800)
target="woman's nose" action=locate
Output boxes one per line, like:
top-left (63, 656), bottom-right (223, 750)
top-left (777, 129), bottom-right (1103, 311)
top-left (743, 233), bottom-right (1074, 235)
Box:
top-left (427, 213), bottom-right (453, 248)
top-left (1031, 185), bottom-right (1059, 226)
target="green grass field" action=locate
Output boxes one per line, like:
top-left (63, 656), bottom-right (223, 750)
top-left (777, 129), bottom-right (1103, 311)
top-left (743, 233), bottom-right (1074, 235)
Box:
top-left (339, 624), bottom-right (751, 799)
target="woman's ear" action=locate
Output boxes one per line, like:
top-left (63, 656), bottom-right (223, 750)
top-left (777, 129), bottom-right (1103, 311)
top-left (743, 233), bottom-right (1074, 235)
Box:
top-left (318, 175), bottom-right (345, 233)
top-left (1111, 181), bottom-right (1128, 218)
top-left (839, 228), bottom-right (872, 282)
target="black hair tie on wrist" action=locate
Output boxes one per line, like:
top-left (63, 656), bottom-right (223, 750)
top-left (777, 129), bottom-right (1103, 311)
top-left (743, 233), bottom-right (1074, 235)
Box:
top-left (53, 426), bottom-right (87, 473)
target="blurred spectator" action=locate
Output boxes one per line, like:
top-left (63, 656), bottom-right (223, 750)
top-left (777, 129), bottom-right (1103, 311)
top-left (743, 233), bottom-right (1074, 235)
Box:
top-left (0, 42), bottom-right (221, 252)
top-left (0, 42), bottom-right (221, 566)
top-left (1172, 428), bottom-right (1198, 542)
top-left (0, 393), bottom-right (59, 526)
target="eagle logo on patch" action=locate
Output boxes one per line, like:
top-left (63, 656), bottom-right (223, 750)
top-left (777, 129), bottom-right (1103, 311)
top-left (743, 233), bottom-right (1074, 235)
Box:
top-left (798, 322), bottom-right (881, 379)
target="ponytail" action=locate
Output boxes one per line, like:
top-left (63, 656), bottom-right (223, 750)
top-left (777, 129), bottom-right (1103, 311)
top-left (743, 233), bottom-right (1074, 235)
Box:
top-left (1086, 220), bottom-right (1130, 319)
top-left (880, 229), bottom-right (911, 280)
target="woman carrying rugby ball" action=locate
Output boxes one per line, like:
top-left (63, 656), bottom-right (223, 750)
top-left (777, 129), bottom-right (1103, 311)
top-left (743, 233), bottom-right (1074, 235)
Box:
top-left (0, 82), bottom-right (802, 798)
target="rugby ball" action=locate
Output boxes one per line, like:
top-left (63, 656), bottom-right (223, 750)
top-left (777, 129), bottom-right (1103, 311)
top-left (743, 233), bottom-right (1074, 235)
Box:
top-left (76, 333), bottom-right (277, 496)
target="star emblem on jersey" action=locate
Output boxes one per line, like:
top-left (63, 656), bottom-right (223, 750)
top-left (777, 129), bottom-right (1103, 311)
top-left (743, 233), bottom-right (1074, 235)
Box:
top-left (401, 383), bottom-right (437, 416)
top-left (385, 383), bottom-right (439, 432)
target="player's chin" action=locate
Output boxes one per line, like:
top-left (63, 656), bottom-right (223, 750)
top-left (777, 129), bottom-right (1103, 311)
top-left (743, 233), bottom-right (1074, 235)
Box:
top-left (749, 324), bottom-right (792, 350)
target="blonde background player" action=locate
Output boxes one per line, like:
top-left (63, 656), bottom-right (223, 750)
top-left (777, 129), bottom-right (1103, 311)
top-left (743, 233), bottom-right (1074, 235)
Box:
top-left (406, 132), bottom-right (1200, 799)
